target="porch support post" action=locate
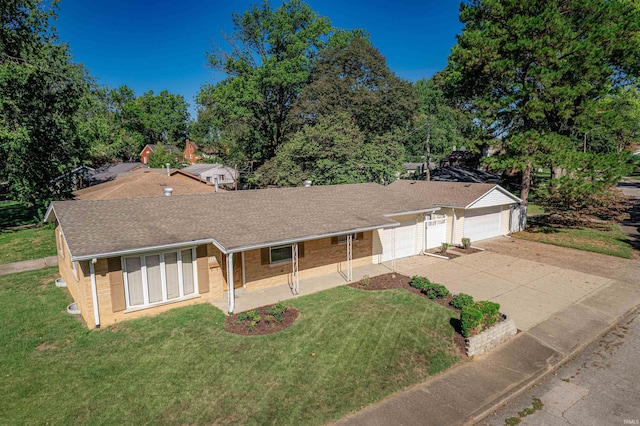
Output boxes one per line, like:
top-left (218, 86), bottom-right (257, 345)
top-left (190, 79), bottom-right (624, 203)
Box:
top-left (346, 234), bottom-right (353, 282)
top-left (227, 253), bottom-right (235, 313)
top-left (292, 243), bottom-right (299, 295)
top-left (241, 251), bottom-right (246, 288)
top-left (391, 227), bottom-right (396, 271)
top-left (451, 209), bottom-right (457, 244)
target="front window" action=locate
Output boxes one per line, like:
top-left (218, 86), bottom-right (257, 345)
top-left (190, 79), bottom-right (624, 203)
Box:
top-left (337, 233), bottom-right (358, 244)
top-left (270, 245), bottom-right (292, 264)
top-left (123, 248), bottom-right (198, 309)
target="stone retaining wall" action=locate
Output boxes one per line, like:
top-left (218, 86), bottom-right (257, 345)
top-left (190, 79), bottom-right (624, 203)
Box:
top-left (465, 314), bottom-right (517, 356)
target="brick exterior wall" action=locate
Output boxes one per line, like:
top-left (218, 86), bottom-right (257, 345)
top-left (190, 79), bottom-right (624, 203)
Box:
top-left (140, 146), bottom-right (153, 164)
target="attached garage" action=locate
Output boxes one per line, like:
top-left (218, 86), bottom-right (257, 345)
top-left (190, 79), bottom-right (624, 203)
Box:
top-left (380, 219), bottom-right (417, 262)
top-left (463, 206), bottom-right (502, 242)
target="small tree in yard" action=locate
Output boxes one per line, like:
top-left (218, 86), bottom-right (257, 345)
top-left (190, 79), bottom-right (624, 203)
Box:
top-left (148, 145), bottom-right (182, 169)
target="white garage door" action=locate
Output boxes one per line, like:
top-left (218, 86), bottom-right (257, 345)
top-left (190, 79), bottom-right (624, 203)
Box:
top-left (381, 220), bottom-right (417, 262)
top-left (463, 207), bottom-right (502, 242)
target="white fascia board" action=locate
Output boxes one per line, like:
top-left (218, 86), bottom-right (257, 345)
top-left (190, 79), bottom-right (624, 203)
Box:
top-left (71, 238), bottom-right (224, 262)
top-left (465, 185), bottom-right (522, 209)
top-left (43, 203), bottom-right (56, 223)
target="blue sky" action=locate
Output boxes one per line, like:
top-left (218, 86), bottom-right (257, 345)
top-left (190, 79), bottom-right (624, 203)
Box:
top-left (55, 0), bottom-right (464, 117)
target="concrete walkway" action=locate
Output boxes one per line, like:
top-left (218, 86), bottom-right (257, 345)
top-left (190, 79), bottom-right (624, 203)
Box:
top-left (337, 239), bottom-right (640, 426)
top-left (211, 263), bottom-right (391, 313)
top-left (0, 256), bottom-right (58, 276)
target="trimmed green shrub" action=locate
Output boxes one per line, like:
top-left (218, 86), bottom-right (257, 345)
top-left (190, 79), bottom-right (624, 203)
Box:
top-left (360, 275), bottom-right (371, 287)
top-left (461, 237), bottom-right (471, 249)
top-left (460, 304), bottom-right (483, 337)
top-left (460, 301), bottom-right (502, 337)
top-left (477, 301), bottom-right (500, 327)
top-left (440, 242), bottom-right (449, 254)
top-left (409, 275), bottom-right (431, 291)
top-left (410, 276), bottom-right (449, 299)
top-left (451, 293), bottom-right (474, 310)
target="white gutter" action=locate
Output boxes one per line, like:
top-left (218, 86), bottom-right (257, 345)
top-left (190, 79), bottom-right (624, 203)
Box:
top-left (71, 238), bottom-right (223, 262)
top-left (89, 258), bottom-right (101, 329)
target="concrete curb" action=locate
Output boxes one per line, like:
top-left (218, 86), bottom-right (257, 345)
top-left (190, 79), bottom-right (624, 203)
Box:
top-left (468, 303), bottom-right (640, 425)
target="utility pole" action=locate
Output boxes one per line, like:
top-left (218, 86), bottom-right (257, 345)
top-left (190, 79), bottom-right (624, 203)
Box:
top-left (425, 119), bottom-right (431, 181)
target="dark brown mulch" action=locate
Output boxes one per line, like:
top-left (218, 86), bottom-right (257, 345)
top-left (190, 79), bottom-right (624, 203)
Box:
top-left (349, 273), bottom-right (467, 356)
top-left (225, 305), bottom-right (300, 336)
top-left (449, 246), bottom-right (483, 255)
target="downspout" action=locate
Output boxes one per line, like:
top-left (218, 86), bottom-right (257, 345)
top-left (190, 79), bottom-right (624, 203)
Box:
top-left (451, 209), bottom-right (457, 245)
top-left (227, 254), bottom-right (235, 314)
top-left (90, 258), bottom-right (101, 329)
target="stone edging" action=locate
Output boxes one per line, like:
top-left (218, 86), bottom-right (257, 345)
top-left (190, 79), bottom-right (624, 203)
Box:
top-left (466, 314), bottom-right (517, 357)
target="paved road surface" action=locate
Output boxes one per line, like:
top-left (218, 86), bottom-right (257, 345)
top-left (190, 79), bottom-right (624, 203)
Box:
top-left (479, 308), bottom-right (640, 426)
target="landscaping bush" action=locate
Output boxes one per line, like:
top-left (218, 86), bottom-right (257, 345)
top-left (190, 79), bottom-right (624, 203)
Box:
top-left (460, 300), bottom-right (501, 337)
top-left (440, 242), bottom-right (449, 254)
top-left (410, 276), bottom-right (449, 299)
top-left (476, 301), bottom-right (500, 327)
top-left (461, 238), bottom-right (471, 249)
top-left (409, 275), bottom-right (431, 292)
top-left (359, 275), bottom-right (371, 287)
top-left (460, 304), bottom-right (483, 337)
top-left (451, 293), bottom-right (474, 310)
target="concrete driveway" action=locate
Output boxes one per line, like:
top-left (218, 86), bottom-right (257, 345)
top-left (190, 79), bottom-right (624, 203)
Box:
top-left (395, 240), bottom-right (622, 331)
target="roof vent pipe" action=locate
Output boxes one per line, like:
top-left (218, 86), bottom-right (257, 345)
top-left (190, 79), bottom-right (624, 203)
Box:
top-left (214, 177), bottom-right (219, 192)
top-left (303, 180), bottom-right (312, 187)
top-left (166, 163), bottom-right (170, 176)
top-left (164, 187), bottom-right (173, 196)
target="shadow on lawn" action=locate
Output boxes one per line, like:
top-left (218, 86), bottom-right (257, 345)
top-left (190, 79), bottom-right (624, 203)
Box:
top-left (0, 202), bottom-right (39, 229)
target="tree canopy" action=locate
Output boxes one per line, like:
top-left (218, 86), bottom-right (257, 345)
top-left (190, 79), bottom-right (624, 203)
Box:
top-left (1, 0), bottom-right (90, 205)
top-left (443, 0), bottom-right (640, 207)
top-left (196, 0), bottom-right (334, 164)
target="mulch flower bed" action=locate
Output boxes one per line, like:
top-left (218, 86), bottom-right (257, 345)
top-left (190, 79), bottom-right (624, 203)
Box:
top-left (349, 273), bottom-right (468, 356)
top-left (449, 246), bottom-right (483, 255)
top-left (225, 304), bottom-right (300, 336)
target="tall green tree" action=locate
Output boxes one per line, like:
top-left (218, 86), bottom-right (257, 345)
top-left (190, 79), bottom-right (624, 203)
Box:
top-left (256, 112), bottom-right (404, 187)
top-left (1, 0), bottom-right (90, 205)
top-left (443, 0), bottom-right (640, 205)
top-left (404, 77), bottom-right (471, 165)
top-left (197, 0), bottom-right (334, 164)
top-left (294, 35), bottom-right (418, 136)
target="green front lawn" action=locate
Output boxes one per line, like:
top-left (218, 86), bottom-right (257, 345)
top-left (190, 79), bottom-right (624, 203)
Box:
top-left (512, 223), bottom-right (632, 259)
top-left (0, 269), bottom-right (460, 425)
top-left (0, 226), bottom-right (56, 264)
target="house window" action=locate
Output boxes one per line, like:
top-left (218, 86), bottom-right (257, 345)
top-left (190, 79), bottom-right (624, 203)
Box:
top-left (218, 174), bottom-right (226, 182)
top-left (270, 245), bottom-right (292, 264)
top-left (206, 176), bottom-right (212, 182)
top-left (122, 248), bottom-right (198, 309)
top-left (337, 233), bottom-right (358, 244)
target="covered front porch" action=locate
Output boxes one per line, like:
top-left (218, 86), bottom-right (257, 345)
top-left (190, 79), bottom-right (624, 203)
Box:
top-left (211, 262), bottom-right (391, 313)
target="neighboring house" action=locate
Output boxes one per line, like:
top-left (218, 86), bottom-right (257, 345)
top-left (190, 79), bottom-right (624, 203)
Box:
top-left (402, 162), bottom-right (426, 178)
top-left (46, 181), bottom-right (521, 329)
top-left (52, 165), bottom-right (95, 190)
top-left (140, 143), bottom-right (182, 165)
top-left (89, 162), bottom-right (144, 185)
top-left (74, 168), bottom-right (219, 200)
top-left (183, 140), bottom-right (202, 165)
top-left (181, 163), bottom-right (236, 186)
top-left (430, 166), bottom-right (501, 184)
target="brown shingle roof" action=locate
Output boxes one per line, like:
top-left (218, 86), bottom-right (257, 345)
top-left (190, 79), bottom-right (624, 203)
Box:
top-left (387, 180), bottom-right (515, 208)
top-left (51, 183), bottom-right (437, 259)
top-left (74, 169), bottom-right (219, 200)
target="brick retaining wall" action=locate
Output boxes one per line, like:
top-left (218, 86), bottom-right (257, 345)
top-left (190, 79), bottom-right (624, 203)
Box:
top-left (465, 314), bottom-right (517, 356)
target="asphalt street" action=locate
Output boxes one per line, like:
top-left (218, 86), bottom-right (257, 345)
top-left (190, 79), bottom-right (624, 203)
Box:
top-left (478, 307), bottom-right (640, 426)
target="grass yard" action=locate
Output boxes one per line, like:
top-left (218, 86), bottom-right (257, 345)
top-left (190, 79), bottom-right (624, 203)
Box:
top-left (0, 226), bottom-right (56, 264)
top-left (512, 223), bottom-right (632, 259)
top-left (0, 269), bottom-right (460, 425)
